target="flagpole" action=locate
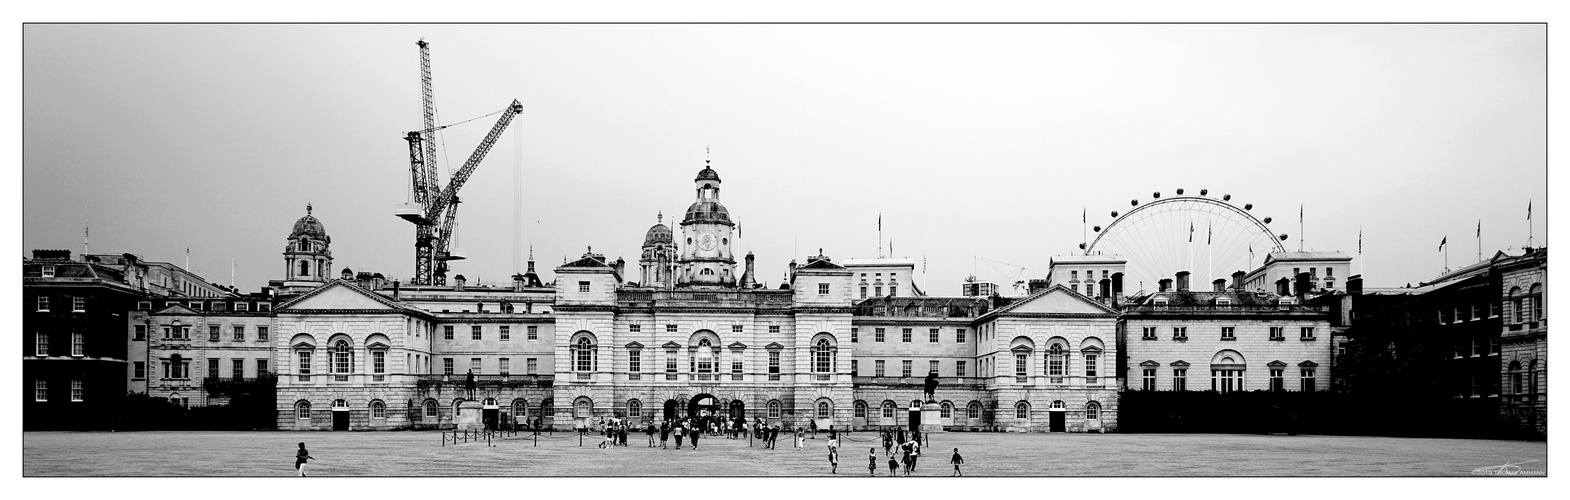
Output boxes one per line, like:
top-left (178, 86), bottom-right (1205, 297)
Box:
top-left (1477, 220), bottom-right (1482, 262)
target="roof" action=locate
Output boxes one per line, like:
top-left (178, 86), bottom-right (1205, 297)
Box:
top-left (1129, 289), bottom-right (1283, 308)
top-left (1263, 251), bottom-right (1351, 263)
top-left (842, 257), bottom-right (916, 267)
top-left (695, 166), bottom-right (721, 182)
top-left (643, 223), bottom-right (673, 246)
top-left (276, 278), bottom-right (425, 315)
top-left (683, 200), bottom-right (732, 224)
top-left (979, 284), bottom-right (1120, 319)
top-left (1049, 254), bottom-right (1127, 265)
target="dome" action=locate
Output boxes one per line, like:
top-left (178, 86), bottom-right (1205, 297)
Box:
top-left (289, 205), bottom-right (330, 243)
top-left (695, 166), bottom-right (721, 183)
top-left (684, 200), bottom-right (731, 224)
top-left (644, 223), bottom-right (673, 246)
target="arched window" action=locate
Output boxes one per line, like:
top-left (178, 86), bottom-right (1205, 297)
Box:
top-left (967, 401), bottom-right (981, 419)
top-left (1086, 401), bottom-right (1101, 420)
top-left (882, 401), bottom-right (896, 419)
top-left (1015, 401), bottom-right (1030, 420)
top-left (424, 400), bottom-right (438, 419)
top-left (574, 337), bottom-right (595, 372)
top-left (332, 339), bottom-right (351, 374)
top-left (370, 400), bottom-right (385, 419)
top-left (333, 399), bottom-right (347, 409)
top-left (512, 399), bottom-right (527, 420)
top-left (295, 400), bottom-right (311, 419)
top-left (1509, 287), bottom-right (1523, 323)
top-left (696, 338), bottom-right (714, 379)
top-left (767, 400), bottom-right (782, 419)
top-left (574, 397), bottom-right (592, 418)
top-left (299, 260), bottom-right (310, 277)
top-left (814, 338), bottom-right (834, 373)
top-left (854, 400), bottom-right (867, 418)
top-left (1047, 343), bottom-right (1065, 383)
top-left (1050, 400), bottom-right (1066, 410)
top-left (817, 400), bottom-right (830, 419)
top-left (940, 401), bottom-right (953, 419)
top-left (1509, 360), bottom-right (1524, 395)
top-left (629, 399), bottom-right (642, 418)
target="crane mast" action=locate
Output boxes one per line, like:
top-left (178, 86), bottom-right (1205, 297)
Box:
top-left (396, 38), bottom-right (524, 286)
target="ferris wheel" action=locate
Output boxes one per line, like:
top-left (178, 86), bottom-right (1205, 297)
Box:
top-left (1082, 188), bottom-right (1289, 294)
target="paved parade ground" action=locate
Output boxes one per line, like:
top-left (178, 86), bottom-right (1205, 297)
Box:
top-left (23, 430), bottom-right (1546, 477)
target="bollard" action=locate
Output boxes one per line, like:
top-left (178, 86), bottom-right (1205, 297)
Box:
top-left (534, 432), bottom-right (538, 447)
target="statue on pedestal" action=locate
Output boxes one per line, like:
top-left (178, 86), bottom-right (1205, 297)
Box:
top-left (923, 371), bottom-right (939, 403)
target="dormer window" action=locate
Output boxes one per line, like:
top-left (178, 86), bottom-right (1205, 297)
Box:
top-left (1279, 297), bottom-right (1296, 306)
top-left (41, 266), bottom-right (55, 278)
top-left (1153, 298), bottom-right (1168, 307)
top-left (1215, 298), bottom-right (1232, 307)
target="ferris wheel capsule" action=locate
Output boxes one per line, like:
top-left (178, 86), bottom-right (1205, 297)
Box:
top-left (1244, 203), bottom-right (1253, 210)
top-left (1110, 211), bottom-right (1118, 218)
top-left (1200, 189), bottom-right (1208, 196)
top-left (1153, 192), bottom-right (1161, 198)
top-left (1131, 199), bottom-right (1138, 206)
top-left (1093, 225), bottom-right (1101, 232)
top-left (1263, 217), bottom-right (1272, 224)
top-left (1078, 243), bottom-right (1087, 249)
top-left (1223, 194), bottom-right (1231, 201)
top-left (1280, 234), bottom-right (1289, 241)
top-left (1176, 188), bottom-right (1184, 195)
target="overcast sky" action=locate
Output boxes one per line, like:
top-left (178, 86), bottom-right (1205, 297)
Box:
top-left (22, 24), bottom-right (1545, 293)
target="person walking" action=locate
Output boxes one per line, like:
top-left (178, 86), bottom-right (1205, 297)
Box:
top-left (827, 434), bottom-right (840, 455)
top-left (829, 447), bottom-right (839, 474)
top-left (674, 421), bottom-right (685, 449)
top-left (646, 422), bottom-right (657, 447)
top-left (950, 448), bottom-right (964, 476)
top-left (887, 454), bottom-right (900, 477)
top-left (882, 431), bottom-right (893, 457)
top-left (660, 421), bottom-right (671, 449)
top-left (294, 442), bottom-right (314, 477)
top-left (689, 424), bottom-right (700, 450)
top-left (910, 438), bottom-right (921, 472)
top-left (809, 419), bottom-right (818, 439)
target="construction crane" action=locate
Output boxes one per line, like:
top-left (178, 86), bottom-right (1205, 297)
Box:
top-left (975, 255), bottom-right (1029, 292)
top-left (394, 39), bottom-right (524, 285)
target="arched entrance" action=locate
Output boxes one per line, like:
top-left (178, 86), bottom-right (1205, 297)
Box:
top-left (688, 394), bottom-right (721, 418)
top-left (663, 399), bottom-right (679, 421)
top-left (729, 400), bottom-right (745, 419)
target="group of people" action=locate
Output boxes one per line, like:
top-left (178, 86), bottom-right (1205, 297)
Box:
top-left (865, 428), bottom-right (953, 477)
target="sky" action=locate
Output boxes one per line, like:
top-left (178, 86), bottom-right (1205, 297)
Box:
top-left (22, 24), bottom-right (1546, 294)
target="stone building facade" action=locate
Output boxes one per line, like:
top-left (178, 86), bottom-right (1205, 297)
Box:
top-left (1497, 247), bottom-right (1545, 433)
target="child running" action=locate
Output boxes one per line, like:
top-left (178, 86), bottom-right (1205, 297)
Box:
top-left (829, 447), bottom-right (839, 474)
top-left (888, 454), bottom-right (900, 477)
top-left (950, 448), bottom-right (964, 476)
top-left (294, 442), bottom-right (314, 477)
top-left (868, 448), bottom-right (879, 476)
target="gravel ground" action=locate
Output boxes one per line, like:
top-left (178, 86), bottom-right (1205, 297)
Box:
top-left (22, 430), bottom-right (1546, 477)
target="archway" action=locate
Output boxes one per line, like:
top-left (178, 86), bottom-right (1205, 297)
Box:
top-left (729, 399), bottom-right (746, 419)
top-left (688, 394), bottom-right (721, 418)
top-left (663, 399), bottom-right (678, 421)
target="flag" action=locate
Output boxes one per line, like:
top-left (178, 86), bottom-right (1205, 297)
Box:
top-left (878, 213), bottom-right (882, 231)
top-left (1527, 200), bottom-right (1532, 220)
top-left (1207, 220), bottom-right (1212, 244)
top-left (1477, 220), bottom-right (1481, 238)
top-left (1439, 237), bottom-right (1446, 251)
top-left (1300, 203), bottom-right (1304, 222)
top-left (1082, 208), bottom-right (1086, 223)
top-left (1358, 228), bottom-right (1362, 254)
top-left (1189, 222), bottom-right (1194, 242)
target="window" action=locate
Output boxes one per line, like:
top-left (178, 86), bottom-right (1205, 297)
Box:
top-left (875, 360), bottom-right (886, 377)
top-left (813, 339), bottom-right (834, 374)
top-left (257, 359), bottom-right (268, 377)
top-left (528, 325), bottom-right (539, 340)
top-left (471, 358), bottom-right (482, 373)
top-left (956, 328), bottom-right (966, 343)
top-left (695, 339), bottom-right (715, 380)
top-left (424, 400), bottom-right (438, 419)
top-left (902, 360), bottom-right (913, 378)
top-left (851, 359), bottom-right (859, 376)
top-left (190, 302), bottom-right (203, 311)
top-left (1221, 327), bottom-right (1236, 340)
top-left (208, 326), bottom-right (220, 342)
top-left (297, 350), bottom-right (313, 379)
top-left (768, 350), bottom-right (781, 381)
top-left (855, 401), bottom-right (867, 418)
top-left (1173, 368), bottom-right (1187, 391)
top-left (1047, 344), bottom-right (1065, 383)
top-left (727, 324), bottom-right (742, 334)
top-left (444, 325), bottom-right (454, 340)
top-left (499, 357), bottom-right (510, 376)
top-left (629, 399), bottom-right (642, 418)
top-left (42, 266), bottom-right (55, 278)
top-left (35, 332), bottom-right (48, 356)
top-left (1085, 354), bottom-right (1099, 384)
top-left (732, 356), bottom-right (743, 380)
top-left (133, 361), bottom-right (146, 379)
top-left (860, 286), bottom-right (868, 299)
top-left (1270, 369), bottom-right (1284, 391)
top-left (955, 360), bottom-right (967, 377)
top-left (665, 349), bottom-right (678, 380)
top-left (967, 402), bottom-right (981, 420)
top-left (1216, 298), bottom-right (1232, 307)
top-left (1141, 327), bottom-right (1156, 340)
top-left (257, 327), bottom-right (269, 342)
top-left (131, 325), bottom-right (146, 341)
top-left (817, 401), bottom-right (830, 419)
top-left (850, 328), bottom-right (858, 343)
top-left (875, 286), bottom-right (882, 296)
top-left (373, 351), bottom-right (387, 378)
top-left (257, 303), bottom-right (271, 312)
top-left (1071, 270), bottom-right (1079, 281)
top-left (137, 301), bottom-right (152, 311)
top-left (1532, 284), bottom-right (1543, 321)
top-left (332, 340), bottom-right (352, 375)
top-left (70, 380), bottom-right (83, 402)
top-left (928, 328), bottom-right (940, 343)
top-left (472, 325), bottom-right (482, 340)
top-left (628, 350), bottom-right (641, 380)
top-left (527, 358), bottom-right (538, 375)
top-left (232, 359), bottom-right (244, 379)
top-left (371, 400), bottom-right (386, 419)
top-left (578, 281), bottom-right (590, 293)
top-left (875, 328), bottom-right (885, 343)
top-left (233, 302), bottom-right (247, 312)
top-left (72, 296), bottom-right (86, 312)
top-left (296, 401), bottom-right (311, 419)
top-left (443, 358), bottom-right (454, 375)
top-left (1300, 369), bottom-right (1316, 392)
top-left (666, 324), bottom-right (677, 333)
top-left (929, 360), bottom-right (940, 376)
top-left (1086, 401), bottom-right (1101, 420)
top-left (1172, 327), bottom-right (1187, 340)
top-left (768, 400), bottom-right (782, 419)
top-left (1270, 327), bottom-right (1285, 341)
top-left (940, 402), bottom-right (953, 419)
top-left (1212, 369), bottom-right (1242, 393)
top-left (1014, 353), bottom-right (1028, 382)
top-left (72, 332), bottom-right (84, 357)
top-left (1142, 369), bottom-right (1156, 390)
top-left (35, 380), bottom-right (47, 402)
top-left (768, 325), bottom-right (781, 334)
top-left (818, 283), bottom-right (830, 295)
top-left (500, 326), bottom-right (510, 340)
top-left (1015, 402), bottom-right (1029, 419)
top-left (1300, 327), bottom-right (1315, 340)
top-left (882, 402), bottom-right (895, 419)
top-left (901, 328), bottom-right (912, 342)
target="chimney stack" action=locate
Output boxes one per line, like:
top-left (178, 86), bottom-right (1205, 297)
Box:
top-left (454, 274), bottom-right (467, 291)
top-left (1028, 279), bottom-right (1050, 294)
top-left (512, 273), bottom-right (526, 292)
top-left (1275, 277), bottom-right (1291, 296)
top-left (1099, 278), bottom-right (1112, 299)
top-left (1112, 272), bottom-right (1124, 301)
top-left (1347, 274), bottom-right (1363, 295)
top-left (1231, 270), bottom-right (1247, 291)
top-left (1212, 278), bottom-right (1227, 292)
top-left (392, 280), bottom-right (401, 299)
top-left (1159, 278), bottom-right (1173, 292)
top-left (1175, 271), bottom-right (1190, 292)
top-left (1294, 272), bottom-right (1312, 298)
top-left (741, 252), bottom-right (757, 288)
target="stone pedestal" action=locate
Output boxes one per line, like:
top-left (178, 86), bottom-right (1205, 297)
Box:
top-left (920, 403), bottom-right (944, 432)
top-left (456, 400), bottom-right (484, 429)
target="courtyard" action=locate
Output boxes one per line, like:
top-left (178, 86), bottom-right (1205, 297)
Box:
top-left (22, 430), bottom-right (1546, 477)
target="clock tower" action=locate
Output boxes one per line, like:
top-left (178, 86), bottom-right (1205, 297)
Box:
top-left (676, 150), bottom-right (736, 287)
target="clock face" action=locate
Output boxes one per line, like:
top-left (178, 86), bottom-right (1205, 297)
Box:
top-left (699, 234), bottom-right (716, 251)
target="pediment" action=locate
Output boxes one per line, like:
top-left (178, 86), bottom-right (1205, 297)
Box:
top-left (151, 304), bottom-right (200, 316)
top-left (993, 286), bottom-right (1117, 315)
top-left (279, 281), bottom-right (400, 311)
